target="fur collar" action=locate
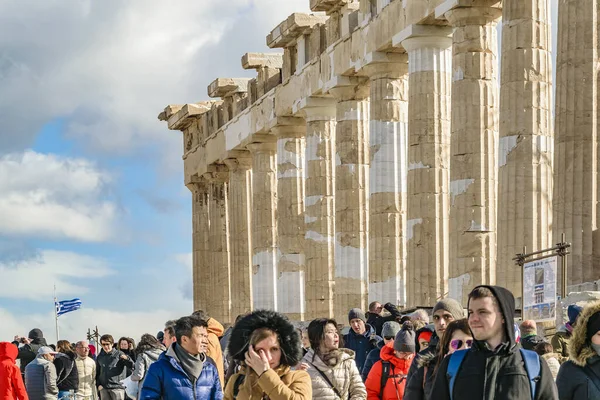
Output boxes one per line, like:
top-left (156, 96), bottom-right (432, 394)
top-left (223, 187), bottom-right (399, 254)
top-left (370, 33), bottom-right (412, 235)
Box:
top-left (569, 300), bottom-right (600, 367)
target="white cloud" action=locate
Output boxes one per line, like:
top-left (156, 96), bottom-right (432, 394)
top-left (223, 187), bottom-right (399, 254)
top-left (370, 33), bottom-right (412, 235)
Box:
top-left (0, 0), bottom-right (311, 172)
top-left (0, 150), bottom-right (118, 242)
top-left (0, 249), bottom-right (115, 301)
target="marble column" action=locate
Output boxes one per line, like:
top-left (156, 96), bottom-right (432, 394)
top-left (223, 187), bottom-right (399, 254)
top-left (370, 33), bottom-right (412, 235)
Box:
top-left (223, 155), bottom-right (253, 317)
top-left (402, 29), bottom-right (453, 306)
top-left (362, 54), bottom-right (409, 307)
top-left (497, 0), bottom-right (554, 297)
top-left (329, 83), bottom-right (370, 318)
top-left (191, 180), bottom-right (211, 312)
top-left (302, 99), bottom-right (337, 319)
top-left (554, 0), bottom-right (600, 286)
top-left (204, 169), bottom-right (232, 322)
top-left (248, 141), bottom-right (278, 310)
top-left (273, 124), bottom-right (306, 320)
top-left (445, 5), bottom-right (501, 305)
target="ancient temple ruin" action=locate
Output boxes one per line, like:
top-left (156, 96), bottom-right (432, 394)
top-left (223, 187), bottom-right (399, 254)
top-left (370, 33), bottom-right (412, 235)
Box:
top-left (158, 0), bottom-right (600, 323)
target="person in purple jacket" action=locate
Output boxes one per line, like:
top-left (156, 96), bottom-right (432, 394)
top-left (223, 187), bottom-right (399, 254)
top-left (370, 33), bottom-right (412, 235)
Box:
top-left (140, 315), bottom-right (222, 400)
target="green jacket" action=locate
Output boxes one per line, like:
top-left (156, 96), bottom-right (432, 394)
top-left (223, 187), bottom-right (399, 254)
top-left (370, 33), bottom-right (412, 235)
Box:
top-left (551, 330), bottom-right (571, 362)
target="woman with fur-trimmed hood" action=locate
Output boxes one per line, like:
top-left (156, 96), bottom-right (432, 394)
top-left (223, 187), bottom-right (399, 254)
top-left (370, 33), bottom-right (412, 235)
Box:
top-left (556, 301), bottom-right (600, 399)
top-left (300, 318), bottom-right (366, 400)
top-left (223, 310), bottom-right (311, 400)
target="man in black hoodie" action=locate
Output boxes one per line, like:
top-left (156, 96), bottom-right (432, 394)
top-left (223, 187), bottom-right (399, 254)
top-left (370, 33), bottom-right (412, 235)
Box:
top-left (366, 301), bottom-right (403, 336)
top-left (430, 285), bottom-right (558, 400)
top-left (12, 328), bottom-right (49, 376)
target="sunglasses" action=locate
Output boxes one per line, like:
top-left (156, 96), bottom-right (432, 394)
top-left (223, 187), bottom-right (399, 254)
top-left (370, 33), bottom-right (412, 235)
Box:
top-left (450, 339), bottom-right (473, 350)
top-left (384, 336), bottom-right (395, 341)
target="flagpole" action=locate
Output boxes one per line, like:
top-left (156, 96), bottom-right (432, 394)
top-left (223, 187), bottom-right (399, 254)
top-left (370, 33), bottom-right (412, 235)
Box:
top-left (54, 284), bottom-right (60, 342)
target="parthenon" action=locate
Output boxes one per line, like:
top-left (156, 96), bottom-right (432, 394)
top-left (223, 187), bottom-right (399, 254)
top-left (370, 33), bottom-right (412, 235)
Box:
top-left (159, 0), bottom-right (600, 323)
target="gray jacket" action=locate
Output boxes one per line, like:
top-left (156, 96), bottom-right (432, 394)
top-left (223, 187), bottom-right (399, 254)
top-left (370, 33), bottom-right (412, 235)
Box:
top-left (130, 348), bottom-right (163, 398)
top-left (25, 355), bottom-right (59, 400)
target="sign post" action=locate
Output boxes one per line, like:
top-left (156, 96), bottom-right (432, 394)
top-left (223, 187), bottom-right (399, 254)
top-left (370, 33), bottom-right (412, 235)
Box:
top-left (514, 235), bottom-right (571, 322)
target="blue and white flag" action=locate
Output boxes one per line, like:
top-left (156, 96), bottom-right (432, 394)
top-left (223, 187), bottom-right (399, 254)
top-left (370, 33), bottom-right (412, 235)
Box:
top-left (56, 298), bottom-right (82, 317)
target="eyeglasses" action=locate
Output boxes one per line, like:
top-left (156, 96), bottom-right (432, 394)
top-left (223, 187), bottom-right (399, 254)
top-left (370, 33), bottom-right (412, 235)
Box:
top-left (450, 339), bottom-right (473, 350)
top-left (384, 336), bottom-right (395, 341)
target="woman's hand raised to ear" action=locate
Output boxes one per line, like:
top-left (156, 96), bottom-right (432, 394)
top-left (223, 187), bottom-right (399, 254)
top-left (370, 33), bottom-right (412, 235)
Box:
top-left (245, 345), bottom-right (270, 376)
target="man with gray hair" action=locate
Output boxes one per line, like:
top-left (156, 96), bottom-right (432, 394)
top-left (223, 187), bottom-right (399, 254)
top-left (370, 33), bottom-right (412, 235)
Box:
top-left (162, 320), bottom-right (177, 348)
top-left (409, 309), bottom-right (430, 324)
top-left (74, 340), bottom-right (97, 400)
top-left (25, 346), bottom-right (59, 400)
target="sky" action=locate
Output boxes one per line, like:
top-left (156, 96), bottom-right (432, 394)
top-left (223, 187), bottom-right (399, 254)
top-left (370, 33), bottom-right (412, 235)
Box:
top-left (0, 0), bottom-right (312, 343)
top-left (0, 0), bottom-right (559, 344)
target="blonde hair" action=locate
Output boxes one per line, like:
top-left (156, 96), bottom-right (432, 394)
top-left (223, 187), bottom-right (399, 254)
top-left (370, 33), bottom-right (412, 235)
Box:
top-left (249, 327), bottom-right (278, 347)
top-left (57, 340), bottom-right (74, 354)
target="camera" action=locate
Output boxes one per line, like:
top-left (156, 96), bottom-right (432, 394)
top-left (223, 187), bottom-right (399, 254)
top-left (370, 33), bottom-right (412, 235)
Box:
top-left (20, 337), bottom-right (27, 344)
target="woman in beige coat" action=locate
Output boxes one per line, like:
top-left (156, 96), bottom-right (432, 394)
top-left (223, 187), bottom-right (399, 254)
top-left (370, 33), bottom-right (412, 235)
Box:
top-left (223, 310), bottom-right (311, 400)
top-left (300, 318), bottom-right (366, 400)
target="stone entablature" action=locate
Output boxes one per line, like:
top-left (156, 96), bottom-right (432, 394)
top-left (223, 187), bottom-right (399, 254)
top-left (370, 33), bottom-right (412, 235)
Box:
top-left (158, 0), bottom-right (599, 324)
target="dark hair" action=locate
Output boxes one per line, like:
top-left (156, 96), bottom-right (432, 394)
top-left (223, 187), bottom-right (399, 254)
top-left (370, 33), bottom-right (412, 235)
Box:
top-left (368, 301), bottom-right (380, 312)
top-left (100, 334), bottom-right (114, 344)
top-left (307, 318), bottom-right (341, 354)
top-left (56, 340), bottom-right (74, 355)
top-left (175, 316), bottom-right (208, 344)
top-left (534, 342), bottom-right (553, 356)
top-left (118, 337), bottom-right (132, 350)
top-left (136, 334), bottom-right (164, 355)
top-left (436, 319), bottom-right (471, 371)
top-left (468, 286), bottom-right (498, 306)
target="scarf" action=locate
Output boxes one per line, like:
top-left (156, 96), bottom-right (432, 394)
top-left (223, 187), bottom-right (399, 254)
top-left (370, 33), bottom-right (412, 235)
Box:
top-left (173, 343), bottom-right (205, 382)
top-left (317, 349), bottom-right (344, 367)
top-left (592, 343), bottom-right (600, 357)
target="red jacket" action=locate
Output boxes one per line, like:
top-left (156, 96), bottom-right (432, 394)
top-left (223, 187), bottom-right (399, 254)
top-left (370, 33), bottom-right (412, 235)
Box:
top-left (365, 342), bottom-right (414, 400)
top-left (0, 342), bottom-right (28, 400)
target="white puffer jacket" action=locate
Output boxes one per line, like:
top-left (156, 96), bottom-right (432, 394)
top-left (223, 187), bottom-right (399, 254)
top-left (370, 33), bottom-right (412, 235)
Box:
top-left (301, 348), bottom-right (366, 400)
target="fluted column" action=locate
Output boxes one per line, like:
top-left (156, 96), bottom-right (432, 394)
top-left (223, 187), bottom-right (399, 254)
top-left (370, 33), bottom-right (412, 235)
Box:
top-left (224, 155), bottom-right (253, 317)
top-left (302, 99), bottom-right (337, 319)
top-left (554, 0), bottom-right (599, 287)
top-left (273, 124), bottom-right (306, 320)
top-left (248, 141), bottom-right (278, 310)
top-left (362, 54), bottom-right (409, 307)
top-left (203, 169), bottom-right (232, 322)
top-left (402, 28), bottom-right (453, 306)
top-left (191, 180), bottom-right (211, 312)
top-left (497, 0), bottom-right (553, 297)
top-left (445, 5), bottom-right (501, 305)
top-left (329, 83), bottom-right (370, 318)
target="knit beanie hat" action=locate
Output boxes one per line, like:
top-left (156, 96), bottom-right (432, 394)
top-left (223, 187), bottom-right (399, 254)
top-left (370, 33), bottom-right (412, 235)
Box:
top-left (381, 321), bottom-right (401, 338)
top-left (348, 308), bottom-right (366, 323)
top-left (394, 322), bottom-right (416, 353)
top-left (587, 311), bottom-right (600, 341)
top-left (432, 298), bottom-right (464, 320)
top-left (28, 329), bottom-right (43, 340)
top-left (417, 330), bottom-right (432, 343)
top-left (568, 304), bottom-right (583, 326)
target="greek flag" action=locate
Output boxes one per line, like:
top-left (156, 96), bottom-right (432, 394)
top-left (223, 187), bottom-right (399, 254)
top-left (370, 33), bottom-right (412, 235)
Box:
top-left (56, 298), bottom-right (82, 317)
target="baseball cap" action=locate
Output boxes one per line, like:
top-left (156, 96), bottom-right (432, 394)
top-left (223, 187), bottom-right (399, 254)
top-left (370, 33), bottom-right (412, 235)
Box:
top-left (38, 346), bottom-right (58, 355)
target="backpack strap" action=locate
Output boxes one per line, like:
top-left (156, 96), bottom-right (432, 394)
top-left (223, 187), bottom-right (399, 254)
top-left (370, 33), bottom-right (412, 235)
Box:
top-left (379, 361), bottom-right (390, 400)
top-left (446, 349), bottom-right (468, 400)
top-left (520, 349), bottom-right (541, 400)
top-left (233, 374), bottom-right (245, 397)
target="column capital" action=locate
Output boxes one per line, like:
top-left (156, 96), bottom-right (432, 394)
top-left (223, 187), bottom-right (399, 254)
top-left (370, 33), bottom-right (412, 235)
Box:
top-left (223, 153), bottom-right (252, 171)
top-left (444, 6), bottom-right (502, 26)
top-left (360, 52), bottom-right (409, 80)
top-left (271, 124), bottom-right (306, 138)
top-left (293, 97), bottom-right (337, 121)
top-left (435, 0), bottom-right (502, 20)
top-left (203, 165), bottom-right (229, 183)
top-left (247, 140), bottom-right (278, 153)
top-left (324, 76), bottom-right (370, 101)
top-left (392, 25), bottom-right (453, 51)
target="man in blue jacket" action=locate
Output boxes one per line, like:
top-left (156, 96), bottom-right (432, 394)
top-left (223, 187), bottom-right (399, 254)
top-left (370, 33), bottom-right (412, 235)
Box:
top-left (343, 308), bottom-right (381, 372)
top-left (140, 315), bottom-right (223, 400)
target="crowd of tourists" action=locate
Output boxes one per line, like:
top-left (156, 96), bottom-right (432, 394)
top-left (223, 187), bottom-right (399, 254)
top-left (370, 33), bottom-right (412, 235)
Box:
top-left (2, 285), bottom-right (600, 400)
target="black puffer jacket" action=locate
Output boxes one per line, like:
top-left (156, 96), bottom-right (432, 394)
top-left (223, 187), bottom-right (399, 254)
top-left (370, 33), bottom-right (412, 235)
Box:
top-left (96, 348), bottom-right (134, 390)
top-left (404, 334), bottom-right (439, 400)
top-left (556, 301), bottom-right (600, 400)
top-left (12, 329), bottom-right (48, 375)
top-left (366, 303), bottom-right (402, 336)
top-left (54, 351), bottom-right (79, 391)
top-left (430, 285), bottom-right (558, 400)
